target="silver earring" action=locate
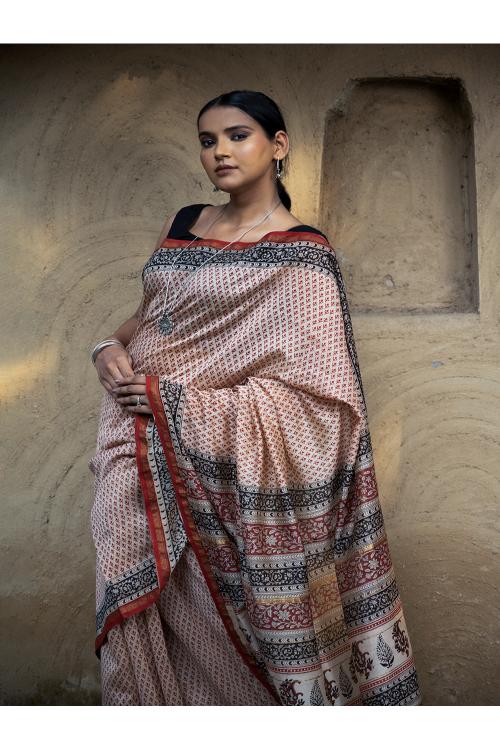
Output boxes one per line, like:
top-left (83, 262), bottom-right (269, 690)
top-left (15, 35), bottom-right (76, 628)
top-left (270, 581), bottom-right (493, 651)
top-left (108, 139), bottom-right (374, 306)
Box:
top-left (276, 158), bottom-right (281, 179)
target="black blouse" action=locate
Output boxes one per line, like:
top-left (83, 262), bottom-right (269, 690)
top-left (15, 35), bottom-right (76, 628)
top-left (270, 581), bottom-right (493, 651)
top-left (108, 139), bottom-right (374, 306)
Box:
top-left (167, 203), bottom-right (329, 241)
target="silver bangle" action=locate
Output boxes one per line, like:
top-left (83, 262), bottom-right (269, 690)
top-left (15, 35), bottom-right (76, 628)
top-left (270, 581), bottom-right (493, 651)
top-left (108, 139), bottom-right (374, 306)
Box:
top-left (91, 338), bottom-right (125, 365)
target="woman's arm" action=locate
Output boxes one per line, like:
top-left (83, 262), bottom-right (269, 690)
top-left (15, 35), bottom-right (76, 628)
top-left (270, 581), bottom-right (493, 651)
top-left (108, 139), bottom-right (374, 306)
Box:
top-left (104, 210), bottom-right (178, 347)
top-left (154, 210), bottom-right (177, 250)
top-left (93, 304), bottom-right (139, 392)
top-left (94, 211), bottom-right (178, 394)
top-left (108, 299), bottom-right (143, 348)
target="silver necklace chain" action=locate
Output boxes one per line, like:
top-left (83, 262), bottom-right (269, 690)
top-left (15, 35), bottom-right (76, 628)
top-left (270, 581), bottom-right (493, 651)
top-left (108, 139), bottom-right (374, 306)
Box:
top-left (158, 199), bottom-right (282, 334)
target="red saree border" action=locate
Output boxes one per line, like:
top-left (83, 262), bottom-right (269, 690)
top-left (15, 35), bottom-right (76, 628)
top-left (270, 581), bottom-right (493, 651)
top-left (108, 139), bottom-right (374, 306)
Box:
top-left (146, 374), bottom-right (281, 704)
top-left (135, 413), bottom-right (171, 589)
top-left (94, 414), bottom-right (172, 658)
top-left (95, 587), bottom-right (161, 657)
top-left (158, 229), bottom-right (332, 251)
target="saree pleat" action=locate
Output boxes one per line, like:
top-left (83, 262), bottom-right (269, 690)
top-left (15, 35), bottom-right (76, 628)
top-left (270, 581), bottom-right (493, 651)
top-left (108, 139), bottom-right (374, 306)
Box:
top-left (89, 229), bottom-right (422, 706)
top-left (100, 544), bottom-right (278, 705)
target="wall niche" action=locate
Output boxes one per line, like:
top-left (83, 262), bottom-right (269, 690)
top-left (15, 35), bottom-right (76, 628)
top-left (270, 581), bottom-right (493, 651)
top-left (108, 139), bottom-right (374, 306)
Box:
top-left (320, 77), bottom-right (479, 313)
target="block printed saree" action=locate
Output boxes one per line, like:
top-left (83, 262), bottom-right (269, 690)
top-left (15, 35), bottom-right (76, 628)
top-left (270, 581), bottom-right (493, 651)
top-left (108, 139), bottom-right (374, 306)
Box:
top-left (89, 227), bottom-right (422, 706)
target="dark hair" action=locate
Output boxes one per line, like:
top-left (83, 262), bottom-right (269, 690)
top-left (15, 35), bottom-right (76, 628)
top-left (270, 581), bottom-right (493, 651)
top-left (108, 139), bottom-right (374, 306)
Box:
top-left (197, 89), bottom-right (292, 210)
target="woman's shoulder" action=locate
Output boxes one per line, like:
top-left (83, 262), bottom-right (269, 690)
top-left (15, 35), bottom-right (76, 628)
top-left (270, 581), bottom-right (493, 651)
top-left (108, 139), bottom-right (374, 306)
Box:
top-left (154, 204), bottom-right (208, 248)
top-left (287, 223), bottom-right (329, 241)
top-left (175, 203), bottom-right (209, 220)
top-left (277, 211), bottom-right (329, 241)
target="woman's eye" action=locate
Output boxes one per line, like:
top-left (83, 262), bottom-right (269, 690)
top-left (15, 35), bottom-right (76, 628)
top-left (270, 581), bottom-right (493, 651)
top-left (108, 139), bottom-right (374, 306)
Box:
top-left (200, 133), bottom-right (247, 148)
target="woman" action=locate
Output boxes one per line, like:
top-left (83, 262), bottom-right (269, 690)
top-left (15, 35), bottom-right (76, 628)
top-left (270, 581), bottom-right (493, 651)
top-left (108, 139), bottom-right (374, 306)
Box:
top-left (88, 89), bottom-right (422, 706)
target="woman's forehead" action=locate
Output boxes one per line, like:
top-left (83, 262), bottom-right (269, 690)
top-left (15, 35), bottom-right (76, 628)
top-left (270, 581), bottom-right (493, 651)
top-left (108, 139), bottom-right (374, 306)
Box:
top-left (198, 106), bottom-right (257, 133)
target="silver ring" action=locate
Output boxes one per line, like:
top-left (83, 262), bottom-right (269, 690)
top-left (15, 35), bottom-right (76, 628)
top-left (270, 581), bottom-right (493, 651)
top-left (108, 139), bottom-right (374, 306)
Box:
top-left (136, 395), bottom-right (141, 406)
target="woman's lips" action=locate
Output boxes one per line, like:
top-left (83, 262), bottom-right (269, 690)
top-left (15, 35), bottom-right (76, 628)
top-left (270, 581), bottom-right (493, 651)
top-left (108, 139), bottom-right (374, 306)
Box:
top-left (215, 166), bottom-right (237, 173)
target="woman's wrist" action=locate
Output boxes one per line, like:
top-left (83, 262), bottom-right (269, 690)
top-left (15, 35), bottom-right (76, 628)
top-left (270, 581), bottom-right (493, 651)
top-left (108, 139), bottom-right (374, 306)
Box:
top-left (91, 313), bottom-right (139, 365)
top-left (91, 338), bottom-right (125, 365)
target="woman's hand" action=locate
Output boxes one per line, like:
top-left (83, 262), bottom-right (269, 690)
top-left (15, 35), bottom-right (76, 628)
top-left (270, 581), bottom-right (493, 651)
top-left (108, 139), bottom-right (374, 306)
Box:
top-left (95, 344), bottom-right (135, 395)
top-left (112, 374), bottom-right (153, 415)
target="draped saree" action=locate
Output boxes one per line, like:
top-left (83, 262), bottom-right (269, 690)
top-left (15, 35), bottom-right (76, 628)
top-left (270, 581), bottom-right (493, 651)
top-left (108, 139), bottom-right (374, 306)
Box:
top-left (88, 225), bottom-right (422, 706)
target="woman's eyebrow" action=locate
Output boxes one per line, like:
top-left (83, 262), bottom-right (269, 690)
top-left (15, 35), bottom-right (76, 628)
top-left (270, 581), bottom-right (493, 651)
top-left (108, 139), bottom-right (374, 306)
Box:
top-left (198, 125), bottom-right (254, 137)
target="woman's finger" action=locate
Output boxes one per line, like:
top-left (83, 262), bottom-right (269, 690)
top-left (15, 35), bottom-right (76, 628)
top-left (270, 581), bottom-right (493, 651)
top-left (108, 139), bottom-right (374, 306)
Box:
top-left (124, 403), bottom-right (153, 415)
top-left (121, 391), bottom-right (151, 406)
top-left (113, 384), bottom-right (147, 397)
top-left (119, 393), bottom-right (149, 406)
top-left (100, 376), bottom-right (118, 393)
top-left (116, 395), bottom-right (150, 409)
top-left (116, 357), bottom-right (135, 380)
top-left (107, 364), bottom-right (127, 384)
top-left (99, 364), bottom-right (130, 392)
top-left (115, 374), bottom-right (146, 386)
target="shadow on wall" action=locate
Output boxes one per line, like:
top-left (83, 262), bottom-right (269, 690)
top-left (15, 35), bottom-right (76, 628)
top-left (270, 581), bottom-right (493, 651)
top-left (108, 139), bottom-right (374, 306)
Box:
top-left (5, 678), bottom-right (100, 706)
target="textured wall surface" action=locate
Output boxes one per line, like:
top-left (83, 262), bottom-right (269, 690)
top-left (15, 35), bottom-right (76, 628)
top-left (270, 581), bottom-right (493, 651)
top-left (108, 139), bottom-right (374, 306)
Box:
top-left (1, 44), bottom-right (499, 705)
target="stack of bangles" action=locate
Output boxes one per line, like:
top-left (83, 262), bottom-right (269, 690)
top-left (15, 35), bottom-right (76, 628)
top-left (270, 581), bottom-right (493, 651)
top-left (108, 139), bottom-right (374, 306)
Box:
top-left (91, 338), bottom-right (125, 365)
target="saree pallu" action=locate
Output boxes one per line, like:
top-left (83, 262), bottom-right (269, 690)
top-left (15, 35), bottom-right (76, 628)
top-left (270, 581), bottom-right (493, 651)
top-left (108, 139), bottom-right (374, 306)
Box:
top-left (89, 229), bottom-right (422, 706)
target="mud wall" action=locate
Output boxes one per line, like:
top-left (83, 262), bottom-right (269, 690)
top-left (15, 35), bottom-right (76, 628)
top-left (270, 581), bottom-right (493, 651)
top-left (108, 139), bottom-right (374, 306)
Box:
top-left (1, 44), bottom-right (499, 705)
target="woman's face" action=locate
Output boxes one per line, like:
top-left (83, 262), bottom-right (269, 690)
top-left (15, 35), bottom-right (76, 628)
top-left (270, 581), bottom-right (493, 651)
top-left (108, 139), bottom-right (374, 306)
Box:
top-left (198, 105), bottom-right (285, 191)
